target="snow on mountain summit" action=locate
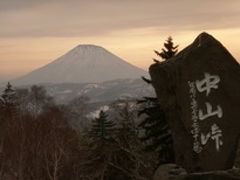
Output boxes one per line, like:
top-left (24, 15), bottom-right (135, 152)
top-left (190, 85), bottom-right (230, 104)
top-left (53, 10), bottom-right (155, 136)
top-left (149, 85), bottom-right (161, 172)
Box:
top-left (13, 45), bottom-right (147, 85)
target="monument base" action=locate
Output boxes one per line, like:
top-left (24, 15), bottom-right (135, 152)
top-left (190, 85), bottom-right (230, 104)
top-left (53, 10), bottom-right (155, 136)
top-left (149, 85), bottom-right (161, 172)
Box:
top-left (153, 164), bottom-right (240, 180)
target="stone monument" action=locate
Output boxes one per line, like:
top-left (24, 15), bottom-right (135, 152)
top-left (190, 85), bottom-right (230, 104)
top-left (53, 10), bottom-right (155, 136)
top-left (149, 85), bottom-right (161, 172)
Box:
top-left (149, 32), bottom-right (240, 172)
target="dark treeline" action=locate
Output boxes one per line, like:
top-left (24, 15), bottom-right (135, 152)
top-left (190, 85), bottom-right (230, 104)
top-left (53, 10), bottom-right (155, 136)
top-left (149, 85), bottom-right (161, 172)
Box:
top-left (0, 37), bottom-right (182, 179)
top-left (1, 37), bottom-right (240, 180)
top-left (0, 83), bottom-right (157, 180)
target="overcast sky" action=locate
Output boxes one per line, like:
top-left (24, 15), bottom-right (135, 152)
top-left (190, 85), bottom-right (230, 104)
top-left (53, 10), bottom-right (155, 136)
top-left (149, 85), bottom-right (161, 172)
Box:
top-left (0, 0), bottom-right (240, 82)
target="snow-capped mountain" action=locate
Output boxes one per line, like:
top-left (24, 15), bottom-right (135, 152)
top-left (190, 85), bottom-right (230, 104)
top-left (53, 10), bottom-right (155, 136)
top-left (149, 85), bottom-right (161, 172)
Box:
top-left (13, 45), bottom-right (147, 85)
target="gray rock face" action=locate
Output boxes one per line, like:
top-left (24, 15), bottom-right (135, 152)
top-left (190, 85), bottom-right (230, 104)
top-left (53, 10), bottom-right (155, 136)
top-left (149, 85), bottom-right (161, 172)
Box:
top-left (153, 164), bottom-right (187, 180)
top-left (181, 171), bottom-right (240, 180)
top-left (149, 32), bottom-right (240, 172)
top-left (153, 164), bottom-right (240, 180)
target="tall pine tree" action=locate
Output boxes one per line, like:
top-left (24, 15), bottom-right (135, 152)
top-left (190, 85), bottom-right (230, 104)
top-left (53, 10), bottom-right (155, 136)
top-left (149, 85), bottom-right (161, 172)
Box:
top-left (153, 36), bottom-right (178, 62)
top-left (85, 105), bottom-right (154, 180)
top-left (138, 37), bottom-right (178, 165)
top-left (90, 110), bottom-right (116, 141)
top-left (1, 82), bottom-right (16, 106)
top-left (0, 82), bottom-right (17, 117)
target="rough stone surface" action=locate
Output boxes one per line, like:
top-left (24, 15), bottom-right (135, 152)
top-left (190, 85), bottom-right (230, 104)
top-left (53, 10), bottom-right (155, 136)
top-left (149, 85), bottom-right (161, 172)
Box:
top-left (181, 172), bottom-right (240, 180)
top-left (153, 164), bottom-right (187, 180)
top-left (149, 32), bottom-right (240, 172)
top-left (153, 164), bottom-right (240, 180)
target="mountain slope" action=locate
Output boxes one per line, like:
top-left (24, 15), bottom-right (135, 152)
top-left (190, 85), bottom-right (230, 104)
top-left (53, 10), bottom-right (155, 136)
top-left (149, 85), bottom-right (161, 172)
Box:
top-left (13, 45), bottom-right (147, 85)
top-left (45, 79), bottom-right (155, 104)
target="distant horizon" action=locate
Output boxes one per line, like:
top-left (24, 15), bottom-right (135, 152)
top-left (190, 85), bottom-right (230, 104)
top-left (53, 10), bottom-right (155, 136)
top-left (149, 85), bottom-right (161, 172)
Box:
top-left (1, 0), bottom-right (240, 82)
top-left (0, 38), bottom-right (239, 84)
top-left (0, 43), bottom-right (149, 83)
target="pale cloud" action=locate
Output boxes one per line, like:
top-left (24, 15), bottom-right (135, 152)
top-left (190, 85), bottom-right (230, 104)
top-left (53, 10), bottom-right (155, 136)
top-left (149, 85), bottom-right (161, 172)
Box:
top-left (0, 0), bottom-right (240, 37)
top-left (0, 0), bottom-right (239, 82)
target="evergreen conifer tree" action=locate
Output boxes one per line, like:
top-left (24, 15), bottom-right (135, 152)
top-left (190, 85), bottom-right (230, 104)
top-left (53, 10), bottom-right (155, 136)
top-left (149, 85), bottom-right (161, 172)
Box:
top-left (90, 110), bottom-right (116, 141)
top-left (138, 37), bottom-right (178, 165)
top-left (1, 82), bottom-right (16, 106)
top-left (138, 97), bottom-right (174, 164)
top-left (153, 36), bottom-right (178, 62)
top-left (0, 82), bottom-right (17, 116)
top-left (85, 105), bottom-right (154, 180)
